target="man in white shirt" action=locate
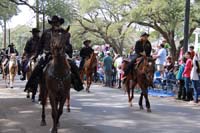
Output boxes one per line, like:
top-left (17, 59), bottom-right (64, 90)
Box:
top-left (153, 43), bottom-right (167, 76)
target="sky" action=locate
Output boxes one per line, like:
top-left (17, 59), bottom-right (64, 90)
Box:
top-left (1, 0), bottom-right (35, 31)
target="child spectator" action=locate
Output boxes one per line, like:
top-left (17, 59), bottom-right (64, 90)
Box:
top-left (176, 57), bottom-right (187, 100)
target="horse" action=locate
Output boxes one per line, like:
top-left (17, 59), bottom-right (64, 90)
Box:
top-left (122, 56), bottom-right (155, 112)
top-left (1, 54), bottom-right (18, 88)
top-left (26, 56), bottom-right (37, 101)
top-left (40, 29), bottom-right (71, 133)
top-left (80, 52), bottom-right (97, 92)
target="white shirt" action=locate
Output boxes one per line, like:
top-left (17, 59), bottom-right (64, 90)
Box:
top-left (191, 55), bottom-right (200, 80)
top-left (156, 48), bottom-right (167, 65)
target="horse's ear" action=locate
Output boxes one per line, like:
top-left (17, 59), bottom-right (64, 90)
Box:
top-left (66, 25), bottom-right (70, 32)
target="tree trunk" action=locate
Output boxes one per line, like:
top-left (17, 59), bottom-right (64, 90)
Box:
top-left (3, 19), bottom-right (6, 48)
top-left (36, 0), bottom-right (39, 29)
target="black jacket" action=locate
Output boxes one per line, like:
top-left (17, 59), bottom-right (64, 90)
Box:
top-left (37, 28), bottom-right (72, 57)
top-left (135, 39), bottom-right (152, 57)
top-left (5, 47), bottom-right (19, 56)
top-left (80, 46), bottom-right (94, 58)
top-left (24, 36), bottom-right (40, 57)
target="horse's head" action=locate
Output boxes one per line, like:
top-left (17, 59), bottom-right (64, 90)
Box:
top-left (145, 57), bottom-right (155, 86)
top-left (50, 29), bottom-right (69, 57)
top-left (10, 53), bottom-right (17, 60)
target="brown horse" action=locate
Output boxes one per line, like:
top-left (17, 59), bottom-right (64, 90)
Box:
top-left (40, 29), bottom-right (71, 133)
top-left (123, 56), bottom-right (155, 112)
top-left (80, 52), bottom-right (97, 92)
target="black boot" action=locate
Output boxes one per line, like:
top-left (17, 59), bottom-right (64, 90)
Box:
top-left (68, 60), bottom-right (84, 91)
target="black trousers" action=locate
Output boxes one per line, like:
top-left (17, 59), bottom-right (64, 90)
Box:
top-left (178, 80), bottom-right (186, 99)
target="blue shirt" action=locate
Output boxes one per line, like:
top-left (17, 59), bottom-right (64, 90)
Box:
top-left (103, 56), bottom-right (113, 72)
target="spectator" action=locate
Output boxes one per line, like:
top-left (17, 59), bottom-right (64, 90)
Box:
top-left (111, 63), bottom-right (117, 87)
top-left (191, 53), bottom-right (200, 103)
top-left (189, 45), bottom-right (195, 59)
top-left (176, 57), bottom-right (187, 100)
top-left (103, 51), bottom-right (113, 87)
top-left (183, 52), bottom-right (193, 101)
top-left (162, 39), bottom-right (171, 56)
top-left (75, 56), bottom-right (81, 68)
top-left (153, 43), bottom-right (167, 77)
top-left (114, 55), bottom-right (123, 88)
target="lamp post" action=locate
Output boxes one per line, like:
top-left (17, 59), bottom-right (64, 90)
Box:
top-left (183, 0), bottom-right (190, 53)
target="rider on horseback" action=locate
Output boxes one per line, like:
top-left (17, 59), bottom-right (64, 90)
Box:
top-left (123, 32), bottom-right (152, 81)
top-left (79, 40), bottom-right (94, 71)
top-left (4, 43), bottom-right (20, 75)
top-left (20, 28), bottom-right (41, 80)
top-left (24, 15), bottom-right (84, 92)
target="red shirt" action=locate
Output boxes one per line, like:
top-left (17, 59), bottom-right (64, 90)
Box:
top-left (183, 58), bottom-right (192, 78)
top-left (191, 51), bottom-right (195, 59)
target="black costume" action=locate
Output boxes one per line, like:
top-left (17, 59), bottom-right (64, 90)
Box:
top-left (124, 39), bottom-right (152, 76)
top-left (25, 28), bottom-right (83, 93)
top-left (20, 35), bottom-right (40, 80)
top-left (79, 46), bottom-right (94, 70)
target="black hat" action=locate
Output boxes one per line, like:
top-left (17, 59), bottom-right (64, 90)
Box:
top-left (140, 32), bottom-right (150, 37)
top-left (30, 28), bottom-right (40, 33)
top-left (8, 43), bottom-right (14, 47)
top-left (83, 40), bottom-right (91, 45)
top-left (48, 15), bottom-right (65, 25)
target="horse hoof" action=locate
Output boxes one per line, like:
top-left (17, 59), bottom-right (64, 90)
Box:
top-left (10, 86), bottom-right (13, 89)
top-left (26, 95), bottom-right (30, 98)
top-left (140, 106), bottom-right (144, 110)
top-left (40, 121), bottom-right (47, 126)
top-left (147, 108), bottom-right (152, 113)
top-left (50, 128), bottom-right (57, 133)
top-left (129, 102), bottom-right (133, 107)
top-left (67, 108), bottom-right (71, 112)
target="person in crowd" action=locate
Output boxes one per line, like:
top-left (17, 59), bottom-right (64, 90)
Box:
top-left (162, 39), bottom-right (171, 56)
top-left (75, 56), bottom-right (81, 68)
top-left (189, 45), bottom-right (195, 59)
top-left (190, 53), bottom-right (200, 103)
top-left (176, 57), bottom-right (187, 100)
top-left (20, 28), bottom-right (41, 80)
top-left (153, 43), bottom-right (167, 77)
top-left (183, 52), bottom-right (193, 101)
top-left (103, 51), bottom-right (113, 87)
top-left (114, 54), bottom-right (123, 88)
top-left (111, 63), bottom-right (117, 87)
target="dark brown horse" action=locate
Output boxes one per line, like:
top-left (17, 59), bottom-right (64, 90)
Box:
top-left (40, 29), bottom-right (71, 133)
top-left (80, 52), bottom-right (97, 92)
top-left (123, 56), bottom-right (155, 112)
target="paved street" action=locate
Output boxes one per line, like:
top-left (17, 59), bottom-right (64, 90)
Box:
top-left (0, 77), bottom-right (200, 133)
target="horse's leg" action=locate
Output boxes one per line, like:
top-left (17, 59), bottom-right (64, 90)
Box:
top-left (57, 94), bottom-right (68, 127)
top-left (49, 96), bottom-right (58, 133)
top-left (86, 74), bottom-right (90, 93)
top-left (66, 90), bottom-right (71, 112)
top-left (143, 89), bottom-right (151, 112)
top-left (139, 92), bottom-right (144, 110)
top-left (40, 83), bottom-right (47, 126)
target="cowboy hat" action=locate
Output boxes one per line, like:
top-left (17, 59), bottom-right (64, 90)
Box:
top-left (140, 32), bottom-right (150, 37)
top-left (8, 43), bottom-right (14, 47)
top-left (83, 40), bottom-right (91, 45)
top-left (30, 28), bottom-right (40, 33)
top-left (48, 15), bottom-right (65, 25)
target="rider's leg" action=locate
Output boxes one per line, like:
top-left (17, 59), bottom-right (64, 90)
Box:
top-left (24, 54), bottom-right (49, 92)
top-left (68, 59), bottom-right (84, 91)
top-left (123, 54), bottom-right (138, 77)
top-left (17, 60), bottom-right (21, 75)
top-left (79, 58), bottom-right (85, 71)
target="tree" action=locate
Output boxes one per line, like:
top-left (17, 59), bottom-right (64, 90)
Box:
top-left (0, 0), bottom-right (19, 48)
top-left (129, 0), bottom-right (200, 60)
top-left (76, 0), bottom-right (136, 55)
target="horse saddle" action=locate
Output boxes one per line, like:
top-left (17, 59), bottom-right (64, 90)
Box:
top-left (134, 57), bottom-right (143, 69)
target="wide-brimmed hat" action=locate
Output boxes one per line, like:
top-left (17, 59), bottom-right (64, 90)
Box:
top-left (48, 15), bottom-right (65, 25)
top-left (30, 28), bottom-right (40, 33)
top-left (83, 40), bottom-right (91, 45)
top-left (140, 32), bottom-right (150, 37)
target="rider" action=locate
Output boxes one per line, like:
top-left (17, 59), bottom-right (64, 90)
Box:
top-left (4, 43), bottom-right (21, 75)
top-left (25, 15), bottom-right (84, 92)
top-left (79, 40), bottom-right (94, 71)
top-left (123, 32), bottom-right (152, 81)
top-left (20, 28), bottom-right (41, 80)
